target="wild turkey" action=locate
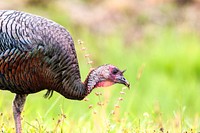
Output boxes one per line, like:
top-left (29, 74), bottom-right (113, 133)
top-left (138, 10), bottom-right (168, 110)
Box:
top-left (0, 10), bottom-right (130, 133)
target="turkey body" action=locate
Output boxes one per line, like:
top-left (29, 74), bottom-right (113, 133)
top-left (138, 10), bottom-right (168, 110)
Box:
top-left (0, 10), bottom-right (130, 133)
top-left (0, 10), bottom-right (84, 99)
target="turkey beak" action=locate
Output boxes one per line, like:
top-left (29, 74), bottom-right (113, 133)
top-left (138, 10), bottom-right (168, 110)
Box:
top-left (116, 75), bottom-right (130, 88)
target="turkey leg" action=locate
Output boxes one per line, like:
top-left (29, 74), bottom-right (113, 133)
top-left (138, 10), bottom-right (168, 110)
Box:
top-left (13, 94), bottom-right (27, 133)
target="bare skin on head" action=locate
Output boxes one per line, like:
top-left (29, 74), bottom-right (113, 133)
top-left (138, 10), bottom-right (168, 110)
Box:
top-left (85, 64), bottom-right (130, 90)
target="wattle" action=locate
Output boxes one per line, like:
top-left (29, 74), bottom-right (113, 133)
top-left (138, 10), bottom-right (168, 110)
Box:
top-left (95, 80), bottom-right (114, 88)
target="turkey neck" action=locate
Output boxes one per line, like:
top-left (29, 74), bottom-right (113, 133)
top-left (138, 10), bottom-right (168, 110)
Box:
top-left (38, 19), bottom-right (94, 100)
top-left (31, 10), bottom-right (92, 100)
top-left (45, 33), bottom-right (89, 100)
top-left (49, 50), bottom-right (99, 100)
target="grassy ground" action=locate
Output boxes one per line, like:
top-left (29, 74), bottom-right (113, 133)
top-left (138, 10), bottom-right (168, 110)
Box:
top-left (0, 3), bottom-right (200, 133)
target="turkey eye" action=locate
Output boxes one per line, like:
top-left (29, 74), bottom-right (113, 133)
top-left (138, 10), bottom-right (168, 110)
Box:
top-left (112, 68), bottom-right (118, 75)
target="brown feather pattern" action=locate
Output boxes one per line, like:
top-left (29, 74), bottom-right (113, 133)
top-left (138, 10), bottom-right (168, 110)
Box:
top-left (0, 10), bottom-right (87, 99)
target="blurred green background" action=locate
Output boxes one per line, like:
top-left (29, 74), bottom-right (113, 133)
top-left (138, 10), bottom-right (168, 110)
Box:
top-left (0, 0), bottom-right (200, 132)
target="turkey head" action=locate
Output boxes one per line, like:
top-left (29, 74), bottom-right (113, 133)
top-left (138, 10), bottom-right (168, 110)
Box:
top-left (85, 64), bottom-right (130, 92)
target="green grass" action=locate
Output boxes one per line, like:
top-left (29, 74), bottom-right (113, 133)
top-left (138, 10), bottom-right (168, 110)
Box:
top-left (0, 6), bottom-right (200, 133)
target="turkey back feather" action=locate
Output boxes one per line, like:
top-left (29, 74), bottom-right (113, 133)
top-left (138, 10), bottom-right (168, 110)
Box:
top-left (0, 10), bottom-right (83, 98)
